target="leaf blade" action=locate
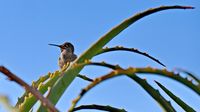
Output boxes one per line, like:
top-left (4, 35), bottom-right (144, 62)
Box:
top-left (155, 81), bottom-right (196, 112)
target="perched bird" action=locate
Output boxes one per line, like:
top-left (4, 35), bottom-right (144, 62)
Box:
top-left (49, 42), bottom-right (77, 69)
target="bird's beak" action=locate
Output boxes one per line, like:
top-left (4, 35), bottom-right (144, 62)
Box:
top-left (48, 44), bottom-right (61, 48)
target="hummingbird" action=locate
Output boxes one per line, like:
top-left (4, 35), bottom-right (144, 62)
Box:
top-left (49, 42), bottom-right (77, 69)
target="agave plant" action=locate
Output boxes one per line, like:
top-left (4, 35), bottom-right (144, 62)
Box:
top-left (0, 5), bottom-right (199, 112)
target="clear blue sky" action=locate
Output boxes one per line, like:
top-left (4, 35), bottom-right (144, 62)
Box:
top-left (0, 1), bottom-right (199, 112)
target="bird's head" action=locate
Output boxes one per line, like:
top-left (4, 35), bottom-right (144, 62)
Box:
top-left (49, 42), bottom-right (75, 53)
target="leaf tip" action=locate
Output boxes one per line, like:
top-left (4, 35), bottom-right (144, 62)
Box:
top-left (183, 6), bottom-right (195, 9)
top-left (171, 5), bottom-right (195, 9)
top-left (154, 80), bottom-right (160, 86)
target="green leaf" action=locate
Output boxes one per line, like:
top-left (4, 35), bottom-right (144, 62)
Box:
top-left (39, 5), bottom-right (194, 111)
top-left (175, 68), bottom-right (200, 84)
top-left (96, 46), bottom-right (166, 67)
top-left (16, 72), bottom-right (51, 108)
top-left (155, 81), bottom-right (196, 112)
top-left (129, 67), bottom-right (200, 95)
top-left (18, 71), bottom-right (60, 112)
top-left (128, 76), bottom-right (176, 112)
top-left (77, 74), bottom-right (93, 82)
top-left (73, 104), bottom-right (127, 112)
top-left (67, 62), bottom-right (175, 112)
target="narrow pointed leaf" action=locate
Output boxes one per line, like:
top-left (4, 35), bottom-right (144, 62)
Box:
top-left (155, 81), bottom-right (196, 112)
top-left (175, 68), bottom-right (200, 84)
top-left (77, 74), bottom-right (94, 82)
top-left (74, 61), bottom-right (200, 95)
top-left (130, 67), bottom-right (200, 95)
top-left (73, 104), bottom-right (127, 112)
top-left (68, 62), bottom-right (175, 112)
top-left (96, 46), bottom-right (166, 67)
top-left (128, 75), bottom-right (176, 112)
